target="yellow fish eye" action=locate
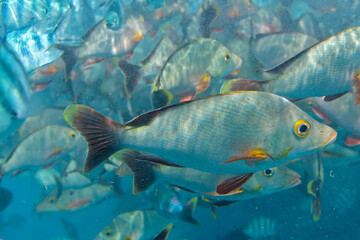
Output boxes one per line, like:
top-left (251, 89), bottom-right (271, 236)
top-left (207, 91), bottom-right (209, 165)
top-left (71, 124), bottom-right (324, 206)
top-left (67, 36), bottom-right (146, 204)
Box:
top-left (224, 52), bottom-right (231, 62)
top-left (49, 196), bottom-right (56, 204)
top-left (294, 120), bottom-right (311, 137)
top-left (104, 229), bottom-right (113, 236)
top-left (68, 131), bottom-right (77, 139)
top-left (262, 168), bottom-right (275, 177)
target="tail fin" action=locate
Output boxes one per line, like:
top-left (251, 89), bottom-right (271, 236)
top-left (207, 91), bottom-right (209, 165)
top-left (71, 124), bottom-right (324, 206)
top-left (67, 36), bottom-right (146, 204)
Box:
top-left (220, 79), bottom-right (265, 94)
top-left (179, 197), bottom-right (201, 226)
top-left (63, 105), bottom-right (122, 173)
top-left (112, 149), bottom-right (157, 194)
top-left (113, 58), bottom-right (142, 99)
top-left (153, 224), bottom-right (173, 240)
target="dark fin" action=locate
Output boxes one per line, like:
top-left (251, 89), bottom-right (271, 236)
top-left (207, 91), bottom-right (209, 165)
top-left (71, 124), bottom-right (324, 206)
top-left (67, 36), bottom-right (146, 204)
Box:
top-left (220, 79), bottom-right (265, 94)
top-left (114, 58), bottom-right (141, 98)
top-left (0, 165), bottom-right (4, 182)
top-left (213, 200), bottom-right (239, 207)
top-left (151, 89), bottom-right (174, 109)
top-left (199, 3), bottom-right (219, 38)
top-left (63, 105), bottom-right (122, 173)
top-left (216, 174), bottom-right (253, 195)
top-left (141, 37), bottom-right (164, 65)
top-left (179, 197), bottom-right (201, 226)
top-left (170, 184), bottom-right (196, 193)
top-left (136, 154), bottom-right (183, 168)
top-left (113, 149), bottom-right (157, 194)
top-left (54, 176), bottom-right (63, 200)
top-left (0, 187), bottom-right (13, 212)
top-left (60, 47), bottom-right (78, 103)
top-left (211, 204), bottom-right (217, 219)
top-left (353, 71), bottom-right (360, 105)
top-left (153, 224), bottom-right (173, 240)
top-left (324, 91), bottom-right (348, 102)
top-left (11, 169), bottom-right (27, 178)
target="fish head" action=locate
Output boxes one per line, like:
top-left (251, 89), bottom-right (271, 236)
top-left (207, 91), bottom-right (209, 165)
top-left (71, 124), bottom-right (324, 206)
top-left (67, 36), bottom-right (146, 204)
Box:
top-left (95, 225), bottom-right (120, 240)
top-left (58, 126), bottom-right (83, 151)
top-left (263, 101), bottom-right (337, 164)
top-left (36, 192), bottom-right (61, 212)
top-left (245, 166), bottom-right (301, 194)
top-left (207, 44), bottom-right (242, 78)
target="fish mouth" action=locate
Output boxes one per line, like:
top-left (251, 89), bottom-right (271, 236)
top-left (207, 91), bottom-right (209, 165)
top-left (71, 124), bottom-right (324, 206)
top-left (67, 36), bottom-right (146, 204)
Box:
top-left (316, 130), bottom-right (337, 150)
top-left (281, 176), bottom-right (301, 190)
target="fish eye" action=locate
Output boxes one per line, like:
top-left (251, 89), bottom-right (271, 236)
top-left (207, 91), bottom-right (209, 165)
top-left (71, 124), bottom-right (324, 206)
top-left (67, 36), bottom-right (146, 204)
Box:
top-left (224, 52), bottom-right (231, 62)
top-left (262, 168), bottom-right (275, 177)
top-left (104, 229), bottom-right (113, 236)
top-left (294, 120), bottom-right (311, 137)
top-left (49, 197), bottom-right (56, 204)
top-left (68, 131), bottom-right (77, 139)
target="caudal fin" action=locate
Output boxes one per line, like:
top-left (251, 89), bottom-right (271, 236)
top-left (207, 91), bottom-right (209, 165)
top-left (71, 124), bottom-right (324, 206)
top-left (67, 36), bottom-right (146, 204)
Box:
top-left (179, 197), bottom-right (201, 226)
top-left (220, 79), bottom-right (265, 94)
top-left (63, 105), bottom-right (122, 173)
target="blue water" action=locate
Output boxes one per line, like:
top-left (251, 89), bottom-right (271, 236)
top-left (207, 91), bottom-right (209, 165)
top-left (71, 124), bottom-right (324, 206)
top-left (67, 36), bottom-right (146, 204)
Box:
top-left (1, 0), bottom-right (360, 239)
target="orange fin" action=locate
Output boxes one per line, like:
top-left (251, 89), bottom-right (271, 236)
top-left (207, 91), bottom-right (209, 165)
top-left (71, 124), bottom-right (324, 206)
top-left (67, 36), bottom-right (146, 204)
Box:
top-left (196, 73), bottom-right (211, 94)
top-left (345, 136), bottom-right (360, 146)
top-left (216, 173), bottom-right (253, 195)
top-left (66, 198), bottom-right (91, 209)
top-left (180, 94), bottom-right (195, 102)
top-left (221, 149), bottom-right (268, 164)
top-left (311, 197), bottom-right (321, 222)
top-left (311, 107), bottom-right (332, 124)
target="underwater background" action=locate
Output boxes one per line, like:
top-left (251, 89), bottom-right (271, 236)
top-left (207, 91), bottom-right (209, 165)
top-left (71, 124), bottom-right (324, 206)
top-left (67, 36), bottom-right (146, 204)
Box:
top-left (1, 0), bottom-right (360, 239)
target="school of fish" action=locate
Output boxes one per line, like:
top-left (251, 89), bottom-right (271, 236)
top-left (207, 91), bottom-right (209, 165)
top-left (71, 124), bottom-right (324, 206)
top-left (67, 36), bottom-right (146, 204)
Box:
top-left (1, 0), bottom-right (360, 239)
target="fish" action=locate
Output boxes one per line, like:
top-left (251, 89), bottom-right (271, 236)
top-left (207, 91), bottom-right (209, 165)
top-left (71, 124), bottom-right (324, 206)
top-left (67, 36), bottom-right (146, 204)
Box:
top-left (0, 40), bottom-right (31, 134)
top-left (0, 125), bottom-right (81, 181)
top-left (150, 38), bottom-right (242, 108)
top-left (153, 224), bottom-right (173, 240)
top-left (36, 183), bottom-right (115, 212)
top-left (94, 210), bottom-right (145, 240)
top-left (63, 91), bottom-right (337, 175)
top-left (105, 1), bottom-right (123, 31)
top-left (113, 149), bottom-right (301, 202)
top-left (221, 27), bottom-right (360, 105)
top-left (0, 187), bottom-right (12, 212)
top-left (308, 93), bottom-right (360, 146)
top-left (242, 216), bottom-right (277, 240)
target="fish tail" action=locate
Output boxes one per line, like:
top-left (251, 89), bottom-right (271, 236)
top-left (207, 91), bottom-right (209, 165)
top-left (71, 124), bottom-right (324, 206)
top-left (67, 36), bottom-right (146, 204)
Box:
top-left (153, 223), bottom-right (173, 240)
top-left (112, 149), bottom-right (156, 194)
top-left (63, 105), bottom-right (123, 173)
top-left (220, 79), bottom-right (266, 94)
top-left (179, 197), bottom-right (201, 226)
top-left (113, 58), bottom-right (142, 99)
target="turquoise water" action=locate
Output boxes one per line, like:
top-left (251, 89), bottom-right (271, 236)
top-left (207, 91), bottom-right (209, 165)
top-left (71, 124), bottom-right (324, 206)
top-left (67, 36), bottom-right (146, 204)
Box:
top-left (1, 0), bottom-right (360, 239)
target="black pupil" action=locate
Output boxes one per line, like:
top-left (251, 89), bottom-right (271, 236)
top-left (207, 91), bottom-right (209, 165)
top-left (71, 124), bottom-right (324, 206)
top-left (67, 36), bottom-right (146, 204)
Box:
top-left (265, 169), bottom-right (272, 175)
top-left (106, 231), bottom-right (112, 236)
top-left (225, 54), bottom-right (230, 60)
top-left (299, 124), bottom-right (308, 133)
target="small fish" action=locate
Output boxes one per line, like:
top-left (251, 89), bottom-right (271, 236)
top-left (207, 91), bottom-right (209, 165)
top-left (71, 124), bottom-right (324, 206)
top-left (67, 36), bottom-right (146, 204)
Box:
top-left (105, 1), bottom-right (123, 31)
top-left (0, 125), bottom-right (81, 181)
top-left (151, 38), bottom-right (242, 108)
top-left (36, 183), bottom-right (114, 212)
top-left (243, 216), bottom-right (277, 240)
top-left (94, 211), bottom-right (145, 240)
top-left (113, 149), bottom-right (301, 202)
top-left (63, 91), bottom-right (336, 175)
top-left (0, 40), bottom-right (30, 133)
top-left (221, 27), bottom-right (360, 105)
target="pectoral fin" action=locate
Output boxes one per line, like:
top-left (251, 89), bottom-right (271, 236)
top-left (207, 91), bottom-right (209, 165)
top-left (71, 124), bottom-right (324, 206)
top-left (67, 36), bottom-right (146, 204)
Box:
top-left (196, 73), bottom-right (211, 94)
top-left (151, 89), bottom-right (174, 108)
top-left (324, 91), bottom-right (348, 102)
top-left (220, 149), bottom-right (268, 164)
top-left (345, 136), bottom-right (360, 146)
top-left (216, 173), bottom-right (253, 195)
top-left (220, 79), bottom-right (265, 93)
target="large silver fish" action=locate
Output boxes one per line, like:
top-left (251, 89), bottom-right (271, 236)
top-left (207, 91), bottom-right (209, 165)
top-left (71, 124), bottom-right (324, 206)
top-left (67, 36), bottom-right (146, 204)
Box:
top-left (63, 91), bottom-right (336, 175)
top-left (221, 27), bottom-right (360, 105)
